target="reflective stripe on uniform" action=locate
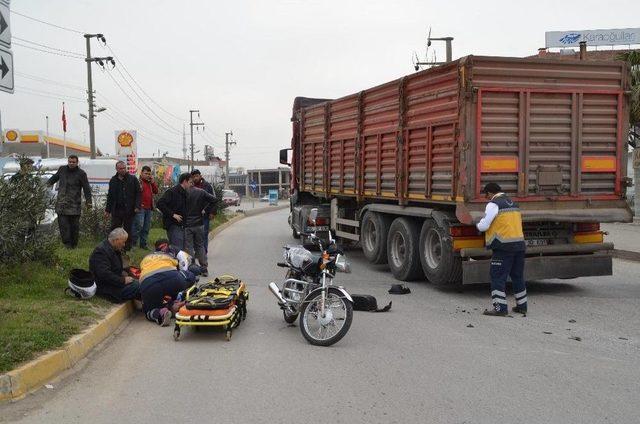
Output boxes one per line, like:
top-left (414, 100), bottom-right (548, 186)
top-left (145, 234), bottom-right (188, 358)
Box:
top-left (516, 297), bottom-right (528, 305)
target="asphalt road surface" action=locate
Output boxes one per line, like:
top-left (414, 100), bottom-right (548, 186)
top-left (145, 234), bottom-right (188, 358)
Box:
top-left (3, 209), bottom-right (639, 423)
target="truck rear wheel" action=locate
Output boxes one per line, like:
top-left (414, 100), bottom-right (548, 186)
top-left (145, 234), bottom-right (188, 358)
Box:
top-left (419, 219), bottom-right (462, 285)
top-left (361, 211), bottom-right (391, 264)
top-left (387, 217), bottom-right (423, 281)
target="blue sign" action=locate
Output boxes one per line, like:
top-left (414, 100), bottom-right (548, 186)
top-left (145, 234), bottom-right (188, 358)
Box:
top-left (268, 189), bottom-right (278, 206)
top-left (249, 180), bottom-right (257, 191)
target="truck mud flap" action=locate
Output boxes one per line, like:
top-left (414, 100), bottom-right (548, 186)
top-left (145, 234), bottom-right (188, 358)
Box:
top-left (461, 253), bottom-right (612, 285)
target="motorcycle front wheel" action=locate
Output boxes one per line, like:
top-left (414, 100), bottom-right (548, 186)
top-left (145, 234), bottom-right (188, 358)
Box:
top-left (299, 287), bottom-right (353, 346)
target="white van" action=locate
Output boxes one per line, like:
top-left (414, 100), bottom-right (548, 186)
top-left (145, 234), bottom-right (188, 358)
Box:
top-left (2, 157), bottom-right (120, 228)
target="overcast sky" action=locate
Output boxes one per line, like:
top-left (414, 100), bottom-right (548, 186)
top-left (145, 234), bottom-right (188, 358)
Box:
top-left (1, 0), bottom-right (638, 168)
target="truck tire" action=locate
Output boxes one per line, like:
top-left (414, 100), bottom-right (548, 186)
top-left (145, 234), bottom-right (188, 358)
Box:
top-left (387, 217), bottom-right (424, 281)
top-left (419, 219), bottom-right (462, 285)
top-left (361, 211), bottom-right (391, 264)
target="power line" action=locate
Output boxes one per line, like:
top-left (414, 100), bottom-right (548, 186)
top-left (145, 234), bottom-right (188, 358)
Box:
top-left (10, 10), bottom-right (85, 34)
top-left (102, 111), bottom-right (179, 153)
top-left (103, 70), bottom-right (183, 137)
top-left (105, 44), bottom-right (185, 122)
top-left (14, 88), bottom-right (85, 103)
top-left (97, 93), bottom-right (183, 147)
top-left (111, 63), bottom-right (181, 135)
top-left (14, 71), bottom-right (86, 91)
top-left (12, 36), bottom-right (84, 56)
top-left (13, 41), bottom-right (84, 59)
top-left (15, 85), bottom-right (86, 101)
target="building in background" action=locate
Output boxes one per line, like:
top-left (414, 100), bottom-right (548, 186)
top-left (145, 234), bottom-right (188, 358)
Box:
top-left (1, 130), bottom-right (91, 158)
top-left (228, 167), bottom-right (290, 198)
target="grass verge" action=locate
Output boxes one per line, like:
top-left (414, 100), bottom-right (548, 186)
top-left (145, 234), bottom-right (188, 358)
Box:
top-left (0, 213), bottom-right (232, 374)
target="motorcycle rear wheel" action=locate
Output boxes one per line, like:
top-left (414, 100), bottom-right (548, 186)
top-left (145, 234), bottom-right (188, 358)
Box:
top-left (299, 287), bottom-right (353, 346)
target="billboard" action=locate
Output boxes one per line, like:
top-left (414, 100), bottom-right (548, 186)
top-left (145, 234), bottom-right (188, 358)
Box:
top-left (115, 130), bottom-right (137, 174)
top-left (546, 28), bottom-right (640, 48)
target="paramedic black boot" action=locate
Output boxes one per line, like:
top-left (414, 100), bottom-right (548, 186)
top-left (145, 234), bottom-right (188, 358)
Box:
top-left (512, 305), bottom-right (527, 315)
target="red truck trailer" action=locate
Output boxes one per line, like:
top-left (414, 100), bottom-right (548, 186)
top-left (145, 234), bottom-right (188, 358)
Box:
top-left (282, 55), bottom-right (633, 284)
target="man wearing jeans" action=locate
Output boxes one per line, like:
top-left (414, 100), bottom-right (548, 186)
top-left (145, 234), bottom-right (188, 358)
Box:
top-left (184, 183), bottom-right (216, 277)
top-left (157, 173), bottom-right (192, 250)
top-left (134, 166), bottom-right (158, 250)
top-left (191, 169), bottom-right (216, 253)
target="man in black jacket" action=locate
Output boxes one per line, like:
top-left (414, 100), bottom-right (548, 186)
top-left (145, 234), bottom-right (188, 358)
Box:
top-left (47, 155), bottom-right (92, 248)
top-left (156, 173), bottom-right (192, 250)
top-left (185, 181), bottom-right (216, 276)
top-left (105, 161), bottom-right (141, 250)
top-left (89, 228), bottom-right (140, 302)
top-left (191, 169), bottom-right (216, 254)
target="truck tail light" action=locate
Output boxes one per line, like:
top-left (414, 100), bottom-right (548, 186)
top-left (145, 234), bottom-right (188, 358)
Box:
top-left (449, 225), bottom-right (480, 237)
top-left (574, 223), bottom-right (600, 233)
top-left (308, 217), bottom-right (328, 226)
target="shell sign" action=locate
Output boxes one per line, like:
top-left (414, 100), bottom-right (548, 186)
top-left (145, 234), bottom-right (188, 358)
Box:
top-left (115, 130), bottom-right (137, 156)
top-left (4, 129), bottom-right (20, 143)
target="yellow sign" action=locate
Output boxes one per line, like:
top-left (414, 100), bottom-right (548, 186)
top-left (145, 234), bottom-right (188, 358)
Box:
top-left (5, 129), bottom-right (19, 142)
top-left (117, 131), bottom-right (134, 147)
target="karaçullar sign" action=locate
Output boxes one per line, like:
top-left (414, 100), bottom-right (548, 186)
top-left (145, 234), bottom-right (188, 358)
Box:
top-left (545, 28), bottom-right (640, 48)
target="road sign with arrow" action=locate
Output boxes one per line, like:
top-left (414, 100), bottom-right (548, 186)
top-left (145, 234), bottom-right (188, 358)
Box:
top-left (0, 0), bottom-right (12, 94)
top-left (0, 47), bottom-right (13, 93)
top-left (0, 2), bottom-right (10, 49)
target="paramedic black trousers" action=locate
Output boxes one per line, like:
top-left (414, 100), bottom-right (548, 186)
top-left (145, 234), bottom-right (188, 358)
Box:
top-left (490, 249), bottom-right (528, 313)
top-left (58, 214), bottom-right (80, 248)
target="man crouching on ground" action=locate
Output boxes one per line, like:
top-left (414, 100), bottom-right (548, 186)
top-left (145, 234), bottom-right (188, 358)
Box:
top-left (476, 183), bottom-right (528, 317)
top-left (138, 239), bottom-right (198, 326)
top-left (89, 228), bottom-right (140, 302)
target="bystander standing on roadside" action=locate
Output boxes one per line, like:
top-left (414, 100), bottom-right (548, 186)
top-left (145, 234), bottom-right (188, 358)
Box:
top-left (185, 178), bottom-right (216, 277)
top-left (133, 166), bottom-right (158, 250)
top-left (89, 228), bottom-right (140, 303)
top-left (105, 161), bottom-right (141, 251)
top-left (47, 155), bottom-right (93, 249)
top-left (157, 173), bottom-right (192, 250)
top-left (191, 169), bottom-right (216, 253)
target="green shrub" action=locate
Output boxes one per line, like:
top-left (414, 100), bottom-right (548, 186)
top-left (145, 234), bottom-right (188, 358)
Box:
top-left (0, 157), bottom-right (56, 264)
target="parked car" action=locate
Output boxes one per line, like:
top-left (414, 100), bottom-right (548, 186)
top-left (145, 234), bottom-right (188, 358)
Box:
top-left (222, 189), bottom-right (240, 206)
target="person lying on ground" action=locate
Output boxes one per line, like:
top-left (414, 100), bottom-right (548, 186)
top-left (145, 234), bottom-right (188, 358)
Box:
top-left (138, 239), bottom-right (198, 326)
top-left (89, 228), bottom-right (140, 302)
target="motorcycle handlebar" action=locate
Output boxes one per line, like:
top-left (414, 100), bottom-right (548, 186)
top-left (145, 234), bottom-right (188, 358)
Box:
top-left (276, 262), bottom-right (289, 268)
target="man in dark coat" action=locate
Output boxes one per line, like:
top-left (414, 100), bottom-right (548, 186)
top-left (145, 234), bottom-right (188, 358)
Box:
top-left (89, 227), bottom-right (140, 302)
top-left (191, 169), bottom-right (216, 254)
top-left (185, 180), bottom-right (216, 276)
top-left (47, 155), bottom-right (93, 248)
top-left (156, 172), bottom-right (192, 250)
top-left (105, 161), bottom-right (141, 250)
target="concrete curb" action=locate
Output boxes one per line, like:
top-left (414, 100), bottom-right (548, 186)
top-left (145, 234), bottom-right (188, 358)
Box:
top-left (209, 205), bottom-right (288, 240)
top-left (0, 302), bottom-right (135, 402)
top-left (0, 204), bottom-right (289, 403)
top-left (613, 249), bottom-right (640, 262)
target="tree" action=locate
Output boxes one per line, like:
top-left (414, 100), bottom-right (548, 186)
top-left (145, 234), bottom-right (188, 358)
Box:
top-left (618, 51), bottom-right (640, 143)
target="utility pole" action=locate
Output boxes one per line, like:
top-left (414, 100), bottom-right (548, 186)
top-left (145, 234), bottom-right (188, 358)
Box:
top-left (45, 115), bottom-right (50, 158)
top-left (189, 110), bottom-right (204, 172)
top-left (84, 33), bottom-right (114, 159)
top-left (182, 123), bottom-right (187, 160)
top-left (224, 131), bottom-right (235, 189)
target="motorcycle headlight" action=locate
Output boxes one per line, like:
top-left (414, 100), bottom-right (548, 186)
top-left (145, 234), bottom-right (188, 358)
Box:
top-left (335, 254), bottom-right (351, 273)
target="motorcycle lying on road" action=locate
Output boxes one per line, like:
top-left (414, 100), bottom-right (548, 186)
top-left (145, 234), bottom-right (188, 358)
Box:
top-left (269, 208), bottom-right (354, 346)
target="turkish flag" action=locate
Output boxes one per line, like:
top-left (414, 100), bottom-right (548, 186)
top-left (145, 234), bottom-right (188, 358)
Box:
top-left (62, 102), bottom-right (67, 133)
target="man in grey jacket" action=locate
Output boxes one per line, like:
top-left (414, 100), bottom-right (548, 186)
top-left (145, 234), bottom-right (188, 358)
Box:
top-left (48, 155), bottom-right (93, 248)
top-left (185, 184), bottom-right (216, 276)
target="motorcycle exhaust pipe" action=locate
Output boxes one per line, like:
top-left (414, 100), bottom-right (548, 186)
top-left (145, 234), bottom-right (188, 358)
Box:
top-left (268, 282), bottom-right (287, 305)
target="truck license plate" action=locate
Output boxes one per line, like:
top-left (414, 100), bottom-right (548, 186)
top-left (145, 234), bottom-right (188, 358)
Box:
top-left (526, 239), bottom-right (549, 247)
top-left (309, 226), bottom-right (329, 232)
